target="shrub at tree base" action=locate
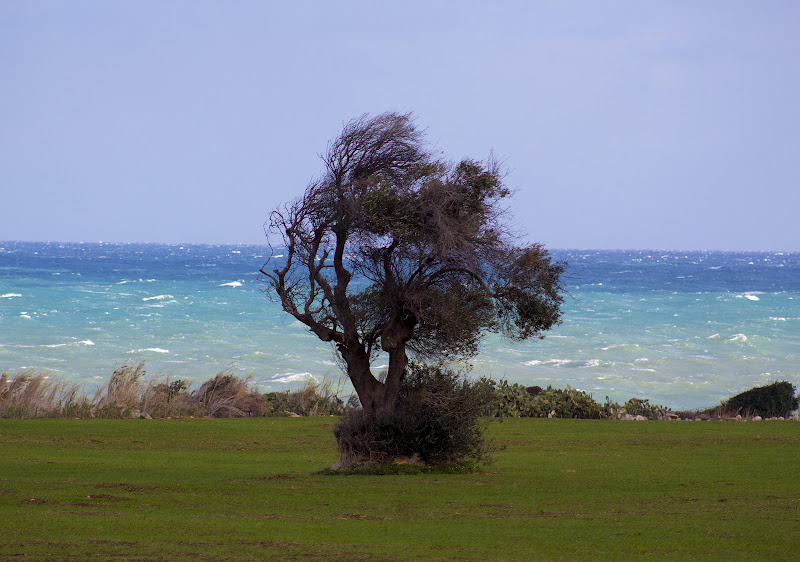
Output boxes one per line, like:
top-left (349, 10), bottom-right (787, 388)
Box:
top-left (725, 381), bottom-right (799, 418)
top-left (333, 364), bottom-right (495, 470)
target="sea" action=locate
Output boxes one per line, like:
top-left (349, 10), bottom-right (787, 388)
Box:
top-left (1, 241), bottom-right (798, 410)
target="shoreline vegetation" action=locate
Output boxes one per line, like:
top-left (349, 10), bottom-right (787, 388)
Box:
top-left (2, 361), bottom-right (798, 422)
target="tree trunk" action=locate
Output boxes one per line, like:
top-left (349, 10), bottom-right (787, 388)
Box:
top-left (341, 344), bottom-right (407, 415)
top-left (381, 344), bottom-right (408, 412)
top-left (342, 347), bottom-right (383, 415)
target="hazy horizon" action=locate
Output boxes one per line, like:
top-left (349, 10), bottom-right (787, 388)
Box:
top-left (2, 239), bottom-right (798, 254)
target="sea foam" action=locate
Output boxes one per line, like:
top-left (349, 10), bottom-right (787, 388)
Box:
top-left (270, 373), bottom-right (318, 384)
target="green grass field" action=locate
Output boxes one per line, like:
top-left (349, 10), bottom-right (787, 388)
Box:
top-left (1, 418), bottom-right (798, 560)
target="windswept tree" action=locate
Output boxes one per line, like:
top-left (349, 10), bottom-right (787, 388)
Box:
top-left (262, 112), bottom-right (565, 415)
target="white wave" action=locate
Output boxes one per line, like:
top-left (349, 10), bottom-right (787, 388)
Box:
top-left (548, 359), bottom-right (576, 367)
top-left (128, 348), bottom-right (170, 354)
top-left (601, 344), bottom-right (633, 351)
top-left (219, 281), bottom-right (243, 288)
top-left (142, 294), bottom-right (173, 301)
top-left (729, 334), bottom-right (747, 342)
top-left (524, 358), bottom-right (599, 368)
top-left (244, 350), bottom-right (268, 356)
top-left (634, 357), bottom-right (649, 363)
top-left (745, 295), bottom-right (760, 301)
top-left (1, 293), bottom-right (22, 298)
top-left (20, 313), bottom-right (31, 319)
top-left (44, 340), bottom-right (93, 348)
top-left (708, 334), bottom-right (720, 339)
top-left (270, 372), bottom-right (318, 384)
top-left (769, 317), bottom-right (788, 321)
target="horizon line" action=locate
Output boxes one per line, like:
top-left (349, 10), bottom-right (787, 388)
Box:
top-left (1, 239), bottom-right (798, 254)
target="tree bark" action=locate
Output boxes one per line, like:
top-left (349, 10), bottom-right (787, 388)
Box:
top-left (340, 346), bottom-right (382, 414)
top-left (340, 341), bottom-right (408, 415)
top-left (382, 344), bottom-right (408, 412)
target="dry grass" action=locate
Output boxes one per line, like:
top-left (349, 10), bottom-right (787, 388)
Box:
top-left (0, 371), bottom-right (88, 418)
top-left (1, 362), bottom-right (351, 419)
top-left (195, 372), bottom-right (266, 418)
top-left (91, 362), bottom-right (150, 418)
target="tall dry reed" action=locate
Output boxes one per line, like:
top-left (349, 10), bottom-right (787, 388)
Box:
top-left (194, 372), bottom-right (266, 417)
top-left (0, 371), bottom-right (88, 418)
top-left (1, 362), bottom-right (354, 419)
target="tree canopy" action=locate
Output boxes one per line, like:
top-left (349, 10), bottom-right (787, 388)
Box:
top-left (262, 112), bottom-right (565, 414)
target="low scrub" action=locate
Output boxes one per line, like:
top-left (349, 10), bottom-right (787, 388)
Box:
top-left (485, 380), bottom-right (604, 419)
top-left (604, 397), bottom-right (672, 420)
top-left (4, 365), bottom-right (798, 423)
top-left (264, 379), bottom-right (351, 417)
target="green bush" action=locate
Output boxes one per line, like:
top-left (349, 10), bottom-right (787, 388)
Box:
top-left (485, 380), bottom-right (603, 419)
top-left (530, 385), bottom-right (604, 419)
top-left (333, 363), bottom-right (495, 469)
top-left (487, 379), bottom-right (537, 417)
top-left (604, 397), bottom-right (671, 420)
top-left (725, 381), bottom-right (799, 418)
top-left (625, 398), bottom-right (670, 420)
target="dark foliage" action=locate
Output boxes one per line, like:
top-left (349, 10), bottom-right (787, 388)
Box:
top-left (333, 363), bottom-right (496, 469)
top-left (526, 385), bottom-right (543, 396)
top-left (725, 381), bottom-right (799, 418)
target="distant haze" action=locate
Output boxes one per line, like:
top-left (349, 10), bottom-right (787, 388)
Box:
top-left (2, 1), bottom-right (798, 251)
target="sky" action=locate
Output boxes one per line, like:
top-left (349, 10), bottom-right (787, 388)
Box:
top-left (1, 0), bottom-right (798, 251)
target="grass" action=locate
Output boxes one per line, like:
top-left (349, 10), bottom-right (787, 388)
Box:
top-left (1, 418), bottom-right (799, 560)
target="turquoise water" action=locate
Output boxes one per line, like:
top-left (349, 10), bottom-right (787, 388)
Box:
top-left (1, 242), bottom-right (798, 409)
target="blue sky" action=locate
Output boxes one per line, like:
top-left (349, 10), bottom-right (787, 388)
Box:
top-left (2, 0), bottom-right (798, 250)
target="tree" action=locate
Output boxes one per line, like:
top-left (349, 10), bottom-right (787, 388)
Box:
top-left (261, 112), bottom-right (565, 415)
